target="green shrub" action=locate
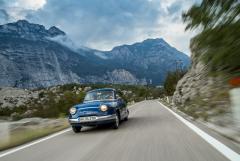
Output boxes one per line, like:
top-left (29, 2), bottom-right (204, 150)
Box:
top-left (164, 70), bottom-right (187, 96)
top-left (0, 84), bottom-right (164, 120)
top-left (183, 0), bottom-right (240, 74)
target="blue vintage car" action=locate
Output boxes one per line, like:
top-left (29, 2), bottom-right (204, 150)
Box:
top-left (68, 88), bottom-right (129, 132)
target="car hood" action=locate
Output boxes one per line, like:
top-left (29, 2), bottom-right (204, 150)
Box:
top-left (74, 100), bottom-right (116, 109)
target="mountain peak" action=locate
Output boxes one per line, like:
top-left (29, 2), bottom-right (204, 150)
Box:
top-left (16, 19), bottom-right (30, 25)
top-left (111, 38), bottom-right (172, 52)
top-left (142, 38), bottom-right (169, 46)
top-left (0, 20), bottom-right (65, 39)
top-left (48, 26), bottom-right (65, 37)
top-left (14, 19), bottom-right (46, 32)
top-left (143, 38), bottom-right (164, 42)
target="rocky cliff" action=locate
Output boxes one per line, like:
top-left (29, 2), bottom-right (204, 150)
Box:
top-left (173, 43), bottom-right (231, 120)
top-left (173, 44), bottom-right (240, 142)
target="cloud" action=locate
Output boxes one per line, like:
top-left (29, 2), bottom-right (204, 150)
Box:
top-left (0, 0), bottom-right (200, 55)
top-left (47, 35), bottom-right (79, 52)
top-left (0, 0), bottom-right (46, 23)
top-left (0, 9), bottom-right (9, 23)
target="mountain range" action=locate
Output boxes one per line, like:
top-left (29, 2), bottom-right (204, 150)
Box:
top-left (0, 20), bottom-right (190, 89)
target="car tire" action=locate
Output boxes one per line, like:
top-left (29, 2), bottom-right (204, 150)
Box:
top-left (72, 126), bottom-right (81, 133)
top-left (113, 114), bottom-right (120, 129)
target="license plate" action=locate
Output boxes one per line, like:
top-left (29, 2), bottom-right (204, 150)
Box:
top-left (80, 116), bottom-right (96, 122)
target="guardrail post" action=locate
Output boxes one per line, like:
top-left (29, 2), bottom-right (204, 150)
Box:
top-left (0, 122), bottom-right (10, 144)
top-left (230, 88), bottom-right (240, 129)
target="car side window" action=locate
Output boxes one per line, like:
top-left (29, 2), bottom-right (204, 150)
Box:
top-left (116, 91), bottom-right (123, 99)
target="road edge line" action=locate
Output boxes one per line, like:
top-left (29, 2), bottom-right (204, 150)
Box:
top-left (157, 101), bottom-right (240, 161)
top-left (0, 128), bottom-right (71, 158)
top-left (0, 101), bottom-right (143, 158)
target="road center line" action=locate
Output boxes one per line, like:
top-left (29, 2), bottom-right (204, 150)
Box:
top-left (157, 101), bottom-right (240, 161)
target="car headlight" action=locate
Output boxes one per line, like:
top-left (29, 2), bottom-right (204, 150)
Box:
top-left (100, 105), bottom-right (108, 112)
top-left (69, 107), bottom-right (77, 115)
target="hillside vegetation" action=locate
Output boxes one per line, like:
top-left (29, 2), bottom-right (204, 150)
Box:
top-left (164, 69), bottom-right (187, 96)
top-left (183, 0), bottom-right (240, 75)
top-left (0, 84), bottom-right (163, 120)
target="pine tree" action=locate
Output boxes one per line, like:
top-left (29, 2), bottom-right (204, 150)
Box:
top-left (183, 0), bottom-right (240, 73)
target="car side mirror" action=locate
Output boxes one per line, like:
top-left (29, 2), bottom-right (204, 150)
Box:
top-left (117, 97), bottom-right (123, 103)
top-left (118, 98), bottom-right (122, 102)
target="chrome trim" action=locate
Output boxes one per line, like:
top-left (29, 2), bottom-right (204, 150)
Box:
top-left (69, 114), bottom-right (116, 123)
top-left (83, 99), bottom-right (116, 103)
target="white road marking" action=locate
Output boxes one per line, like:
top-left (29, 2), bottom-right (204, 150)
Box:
top-left (158, 101), bottom-right (240, 161)
top-left (0, 101), bottom-right (143, 158)
top-left (0, 128), bottom-right (71, 158)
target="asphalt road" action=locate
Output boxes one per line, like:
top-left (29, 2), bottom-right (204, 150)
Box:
top-left (0, 100), bottom-right (239, 161)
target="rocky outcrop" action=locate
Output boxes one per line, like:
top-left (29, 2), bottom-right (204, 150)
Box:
top-left (105, 69), bottom-right (146, 85)
top-left (0, 87), bottom-right (38, 109)
top-left (173, 44), bottom-right (240, 142)
top-left (82, 69), bottom-right (146, 85)
top-left (173, 48), bottom-right (231, 121)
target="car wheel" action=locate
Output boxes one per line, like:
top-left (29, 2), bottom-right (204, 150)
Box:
top-left (113, 114), bottom-right (120, 129)
top-left (72, 126), bottom-right (81, 133)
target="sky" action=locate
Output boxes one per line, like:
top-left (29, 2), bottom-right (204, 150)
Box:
top-left (0, 0), bottom-right (200, 55)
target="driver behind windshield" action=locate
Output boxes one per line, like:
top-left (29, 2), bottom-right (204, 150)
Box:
top-left (84, 90), bottom-right (114, 102)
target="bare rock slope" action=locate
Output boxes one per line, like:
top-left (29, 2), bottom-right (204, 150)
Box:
top-left (173, 46), bottom-right (240, 142)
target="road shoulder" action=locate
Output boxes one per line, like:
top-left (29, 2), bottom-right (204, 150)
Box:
top-left (158, 100), bottom-right (240, 160)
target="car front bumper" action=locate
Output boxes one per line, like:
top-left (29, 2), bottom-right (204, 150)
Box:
top-left (69, 114), bottom-right (116, 126)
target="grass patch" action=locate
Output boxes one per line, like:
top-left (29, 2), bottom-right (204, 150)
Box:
top-left (0, 120), bottom-right (69, 151)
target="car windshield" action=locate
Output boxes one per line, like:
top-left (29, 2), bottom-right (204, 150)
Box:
top-left (84, 90), bottom-right (115, 102)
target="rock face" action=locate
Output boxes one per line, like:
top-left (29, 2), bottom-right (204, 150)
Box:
top-left (0, 87), bottom-right (38, 109)
top-left (0, 20), bottom-right (190, 89)
top-left (172, 44), bottom-right (240, 141)
top-left (173, 44), bottom-right (239, 132)
top-left (79, 69), bottom-right (146, 85)
top-left (105, 69), bottom-right (146, 84)
top-left (173, 48), bottom-right (231, 120)
top-left (108, 38), bottom-right (190, 85)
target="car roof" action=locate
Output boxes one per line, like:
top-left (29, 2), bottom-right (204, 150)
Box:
top-left (87, 88), bottom-right (116, 93)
